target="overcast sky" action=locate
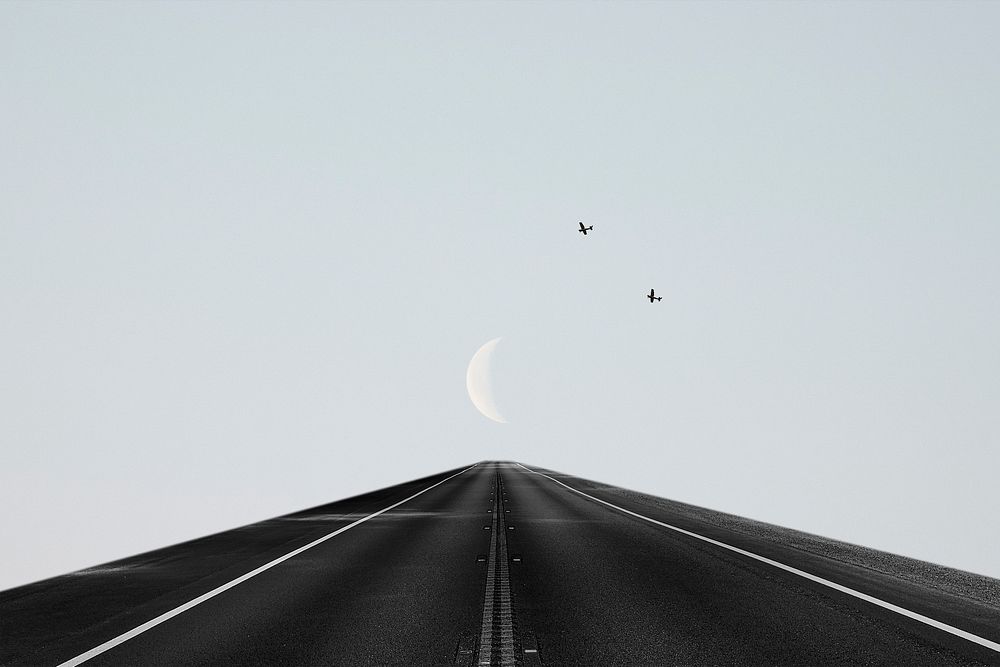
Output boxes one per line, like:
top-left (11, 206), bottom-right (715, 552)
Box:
top-left (2, 1), bottom-right (998, 590)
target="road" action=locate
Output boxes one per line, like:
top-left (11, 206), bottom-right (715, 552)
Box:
top-left (2, 462), bottom-right (999, 665)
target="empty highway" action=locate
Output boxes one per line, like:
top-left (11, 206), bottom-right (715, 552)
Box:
top-left (2, 462), bottom-right (999, 666)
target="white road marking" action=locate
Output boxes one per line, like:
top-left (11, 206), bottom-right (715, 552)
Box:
top-left (478, 497), bottom-right (500, 666)
top-left (515, 463), bottom-right (1000, 655)
top-left (477, 469), bottom-right (516, 666)
top-left (58, 464), bottom-right (480, 667)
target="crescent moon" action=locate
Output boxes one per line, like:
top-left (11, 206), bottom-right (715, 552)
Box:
top-left (466, 337), bottom-right (507, 423)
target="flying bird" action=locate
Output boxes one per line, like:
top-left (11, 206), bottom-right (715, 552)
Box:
top-left (578, 222), bottom-right (594, 235)
top-left (647, 289), bottom-right (662, 303)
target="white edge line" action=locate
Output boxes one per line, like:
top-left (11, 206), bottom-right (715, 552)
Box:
top-left (514, 463), bottom-right (1000, 654)
top-left (58, 463), bottom-right (480, 667)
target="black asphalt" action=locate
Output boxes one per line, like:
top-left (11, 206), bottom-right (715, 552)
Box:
top-left (2, 461), bottom-right (998, 666)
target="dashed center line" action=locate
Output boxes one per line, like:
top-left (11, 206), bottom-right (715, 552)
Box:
top-left (477, 471), bottom-right (517, 666)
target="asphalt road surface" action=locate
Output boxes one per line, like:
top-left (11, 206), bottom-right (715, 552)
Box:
top-left (3, 461), bottom-right (999, 666)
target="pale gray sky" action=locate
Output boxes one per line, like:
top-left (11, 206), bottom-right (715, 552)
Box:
top-left (2, 1), bottom-right (998, 590)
